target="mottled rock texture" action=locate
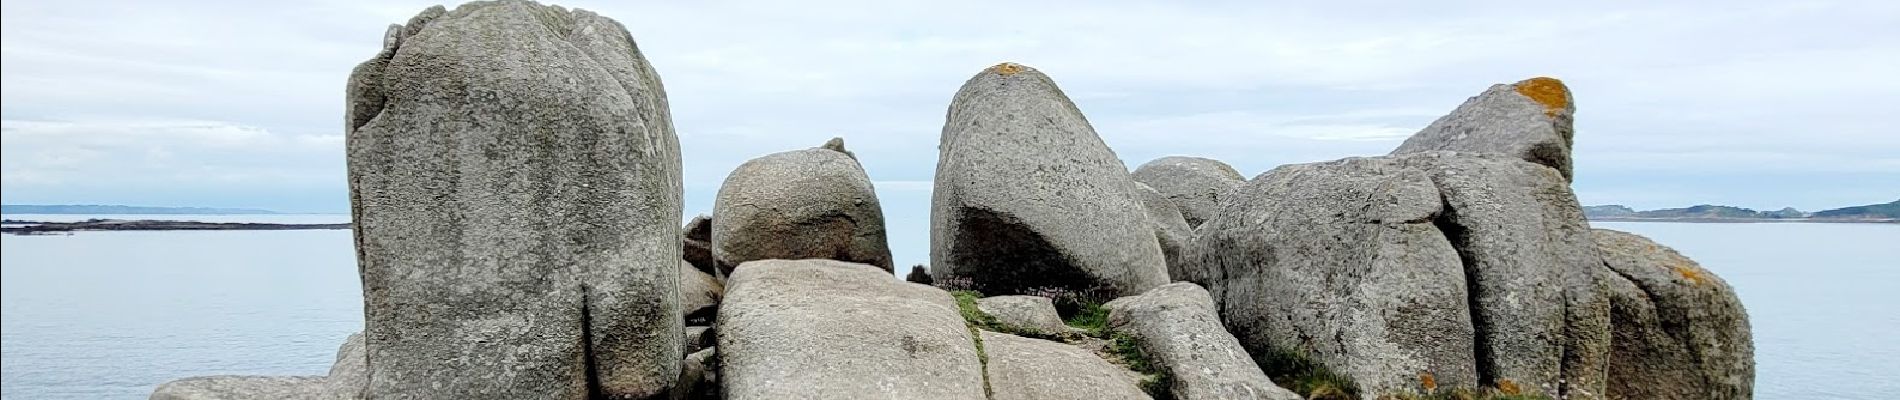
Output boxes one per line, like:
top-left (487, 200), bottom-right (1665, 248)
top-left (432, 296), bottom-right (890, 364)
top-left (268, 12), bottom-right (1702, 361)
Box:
top-left (150, 333), bottom-right (366, 400)
top-left (680, 260), bottom-right (723, 325)
top-left (711, 139), bottom-right (893, 274)
top-left (1595, 229), bottom-right (1753, 400)
top-left (1391, 77), bottom-right (1577, 181)
top-left (716, 259), bottom-right (984, 400)
top-left (346, 2), bottom-right (682, 398)
top-left (977, 295), bottom-right (1073, 336)
top-left (980, 330), bottom-right (1152, 400)
top-left (931, 62), bottom-right (1168, 298)
top-left (1135, 182), bottom-right (1194, 279)
top-left (1130, 156), bottom-right (1246, 228)
top-left (1104, 283), bottom-right (1302, 400)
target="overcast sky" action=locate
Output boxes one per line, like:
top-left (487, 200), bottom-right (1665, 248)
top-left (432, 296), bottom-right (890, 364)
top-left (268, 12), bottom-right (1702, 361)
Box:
top-left (4, 0), bottom-right (1897, 265)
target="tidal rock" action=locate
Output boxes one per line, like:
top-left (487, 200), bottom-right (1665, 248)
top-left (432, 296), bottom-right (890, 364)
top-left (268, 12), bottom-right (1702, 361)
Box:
top-left (979, 330), bottom-right (1151, 400)
top-left (683, 215), bottom-right (715, 274)
top-left (976, 295), bottom-right (1072, 336)
top-left (931, 62), bottom-right (1168, 298)
top-left (150, 333), bottom-right (367, 400)
top-left (711, 139), bottom-right (893, 274)
top-left (1103, 283), bottom-right (1301, 400)
top-left (1134, 182), bottom-right (1193, 279)
top-left (1184, 155), bottom-right (1479, 395)
top-left (346, 2), bottom-right (681, 398)
top-left (717, 259), bottom-right (984, 400)
top-left (1130, 156), bottom-right (1246, 228)
top-left (681, 260), bottom-right (724, 325)
top-left (905, 265), bottom-right (934, 285)
top-left (1391, 77), bottom-right (1577, 180)
top-left (1595, 229), bottom-right (1753, 400)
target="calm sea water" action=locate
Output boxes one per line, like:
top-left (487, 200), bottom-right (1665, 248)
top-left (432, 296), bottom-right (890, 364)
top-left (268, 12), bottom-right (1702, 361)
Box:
top-left (1, 216), bottom-right (1893, 399)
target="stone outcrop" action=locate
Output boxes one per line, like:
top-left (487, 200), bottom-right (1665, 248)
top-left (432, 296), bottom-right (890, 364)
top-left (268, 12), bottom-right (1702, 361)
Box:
top-left (711, 138), bottom-right (893, 274)
top-left (977, 295), bottom-right (1073, 336)
top-left (1391, 77), bottom-right (1578, 180)
top-left (931, 62), bottom-right (1168, 298)
top-left (1595, 229), bottom-right (1753, 400)
top-left (150, 333), bottom-right (366, 400)
top-left (345, 2), bottom-right (682, 398)
top-left (683, 215), bottom-right (715, 274)
top-left (1130, 156), bottom-right (1246, 228)
top-left (1134, 182), bottom-right (1193, 278)
top-left (980, 331), bottom-right (1152, 400)
top-left (681, 260), bottom-right (724, 325)
top-left (1104, 283), bottom-right (1302, 400)
top-left (716, 259), bottom-right (985, 400)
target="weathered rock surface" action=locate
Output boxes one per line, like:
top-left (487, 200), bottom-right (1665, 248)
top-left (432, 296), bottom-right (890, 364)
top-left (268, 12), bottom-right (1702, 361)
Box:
top-left (1595, 229), bottom-right (1753, 400)
top-left (1391, 77), bottom-right (1578, 180)
top-left (1135, 182), bottom-right (1193, 278)
top-left (683, 326), bottom-right (714, 355)
top-left (1103, 283), bottom-right (1301, 400)
top-left (683, 215), bottom-right (715, 274)
top-left (717, 259), bottom-right (984, 400)
top-left (977, 295), bottom-right (1072, 336)
top-left (905, 264), bottom-right (934, 285)
top-left (677, 347), bottom-right (720, 400)
top-left (711, 139), bottom-right (893, 274)
top-left (979, 330), bottom-right (1151, 400)
top-left (681, 260), bottom-right (724, 325)
top-left (931, 62), bottom-right (1168, 298)
top-left (1130, 156), bottom-right (1246, 228)
top-left (1185, 152), bottom-right (1611, 398)
top-left (345, 2), bottom-right (681, 398)
top-left (150, 333), bottom-right (366, 400)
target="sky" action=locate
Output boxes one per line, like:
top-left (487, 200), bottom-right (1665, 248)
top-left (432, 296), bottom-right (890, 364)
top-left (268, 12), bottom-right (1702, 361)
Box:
top-left (4, 0), bottom-right (1897, 266)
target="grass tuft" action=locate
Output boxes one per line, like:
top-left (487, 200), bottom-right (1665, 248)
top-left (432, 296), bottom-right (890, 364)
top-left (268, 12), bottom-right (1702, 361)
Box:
top-left (1108, 332), bottom-right (1173, 398)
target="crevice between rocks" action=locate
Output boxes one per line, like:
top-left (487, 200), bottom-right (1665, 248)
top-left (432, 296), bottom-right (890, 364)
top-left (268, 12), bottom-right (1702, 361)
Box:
top-left (1431, 197), bottom-right (1496, 387)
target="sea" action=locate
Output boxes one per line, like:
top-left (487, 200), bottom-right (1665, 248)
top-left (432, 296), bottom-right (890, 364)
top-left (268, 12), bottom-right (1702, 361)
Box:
top-left (1, 215), bottom-right (1894, 399)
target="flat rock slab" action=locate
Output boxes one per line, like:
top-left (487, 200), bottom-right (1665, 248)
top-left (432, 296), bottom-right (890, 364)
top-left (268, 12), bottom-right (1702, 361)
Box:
top-left (1105, 283), bottom-right (1301, 400)
top-left (980, 331), bottom-right (1151, 400)
top-left (717, 259), bottom-right (984, 400)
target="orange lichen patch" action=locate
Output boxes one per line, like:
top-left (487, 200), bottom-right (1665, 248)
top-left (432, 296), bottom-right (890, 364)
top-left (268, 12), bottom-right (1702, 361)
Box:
top-left (1496, 379), bottom-right (1522, 395)
top-left (1420, 372), bottom-right (1438, 392)
top-left (989, 62), bottom-right (1026, 75)
top-left (1674, 264), bottom-right (1706, 286)
top-left (1513, 77), bottom-right (1570, 117)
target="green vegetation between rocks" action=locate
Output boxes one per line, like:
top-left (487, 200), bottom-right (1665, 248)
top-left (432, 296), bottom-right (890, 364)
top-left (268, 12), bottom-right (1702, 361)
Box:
top-left (1259, 347), bottom-right (1360, 399)
top-left (1063, 302), bottom-right (1109, 337)
top-left (950, 291), bottom-right (995, 397)
top-left (1108, 331), bottom-right (1173, 398)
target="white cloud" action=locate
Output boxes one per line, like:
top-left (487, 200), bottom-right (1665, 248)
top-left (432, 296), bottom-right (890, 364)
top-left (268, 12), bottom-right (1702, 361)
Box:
top-left (0, 119), bottom-right (342, 187)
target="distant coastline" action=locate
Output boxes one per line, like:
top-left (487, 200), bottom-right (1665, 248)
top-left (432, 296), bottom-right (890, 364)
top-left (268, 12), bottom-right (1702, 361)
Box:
top-left (1, 219), bottom-right (348, 235)
top-left (1, 204), bottom-right (279, 215)
top-left (1585, 200), bottom-right (1900, 224)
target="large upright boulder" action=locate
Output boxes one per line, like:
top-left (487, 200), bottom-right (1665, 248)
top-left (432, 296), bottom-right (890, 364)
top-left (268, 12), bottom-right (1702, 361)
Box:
top-left (1391, 77), bottom-right (1577, 180)
top-left (716, 259), bottom-right (985, 400)
top-left (931, 62), bottom-right (1168, 297)
top-left (980, 331), bottom-right (1152, 400)
top-left (1130, 156), bottom-right (1246, 228)
top-left (711, 138), bottom-right (893, 274)
top-left (346, 2), bottom-right (681, 398)
top-left (1104, 283), bottom-right (1301, 400)
top-left (1594, 229), bottom-right (1753, 400)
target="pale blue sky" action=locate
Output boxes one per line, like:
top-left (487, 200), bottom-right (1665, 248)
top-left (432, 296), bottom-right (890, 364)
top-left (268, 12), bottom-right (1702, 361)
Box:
top-left (4, 0), bottom-right (1897, 267)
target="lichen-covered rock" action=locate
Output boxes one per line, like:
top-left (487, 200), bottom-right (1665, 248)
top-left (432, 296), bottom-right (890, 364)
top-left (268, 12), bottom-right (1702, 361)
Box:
top-left (711, 139), bottom-right (893, 274)
top-left (1594, 229), bottom-right (1753, 400)
top-left (345, 2), bottom-right (681, 398)
top-left (150, 333), bottom-right (366, 400)
top-left (1185, 156), bottom-right (1479, 395)
top-left (905, 265), bottom-right (934, 285)
top-left (683, 215), bottom-right (715, 274)
top-left (716, 259), bottom-right (984, 400)
top-left (977, 295), bottom-right (1072, 336)
top-left (1391, 77), bottom-right (1577, 180)
top-left (980, 331), bottom-right (1152, 400)
top-left (1103, 283), bottom-right (1302, 400)
top-left (1134, 182), bottom-right (1193, 279)
top-left (1130, 156), bottom-right (1246, 228)
top-left (681, 261), bottom-right (724, 325)
top-left (931, 62), bottom-right (1168, 298)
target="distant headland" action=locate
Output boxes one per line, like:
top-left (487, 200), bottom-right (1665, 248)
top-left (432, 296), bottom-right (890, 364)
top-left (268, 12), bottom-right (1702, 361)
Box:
top-left (1584, 199), bottom-right (1899, 223)
top-left (0, 204), bottom-right (279, 215)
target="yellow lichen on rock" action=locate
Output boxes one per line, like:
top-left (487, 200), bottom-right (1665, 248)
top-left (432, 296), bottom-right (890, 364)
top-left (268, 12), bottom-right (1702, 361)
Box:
top-left (1674, 264), bottom-right (1706, 286)
top-left (1513, 77), bottom-right (1570, 117)
top-left (1496, 379), bottom-right (1522, 395)
top-left (989, 62), bottom-right (1026, 75)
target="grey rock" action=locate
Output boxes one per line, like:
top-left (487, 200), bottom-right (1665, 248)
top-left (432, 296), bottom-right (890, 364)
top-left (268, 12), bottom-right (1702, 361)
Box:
top-left (1134, 182), bottom-right (1193, 279)
top-left (683, 215), bottom-right (715, 274)
top-left (980, 330), bottom-right (1152, 400)
top-left (681, 260), bottom-right (724, 325)
top-left (1391, 77), bottom-right (1577, 180)
top-left (711, 139), bottom-right (893, 274)
top-left (346, 2), bottom-right (681, 398)
top-left (1184, 155), bottom-right (1479, 395)
top-left (819, 136), bottom-right (856, 159)
top-left (676, 347), bottom-right (719, 400)
top-left (716, 259), bottom-right (985, 400)
top-left (1130, 156), bottom-right (1246, 228)
top-left (683, 326), bottom-right (714, 355)
top-left (931, 62), bottom-right (1168, 298)
top-left (976, 295), bottom-right (1072, 336)
top-left (905, 264), bottom-right (934, 285)
top-left (1103, 283), bottom-right (1302, 400)
top-left (150, 333), bottom-right (366, 400)
top-left (1595, 229), bottom-right (1753, 400)
top-left (321, 333), bottom-right (366, 398)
